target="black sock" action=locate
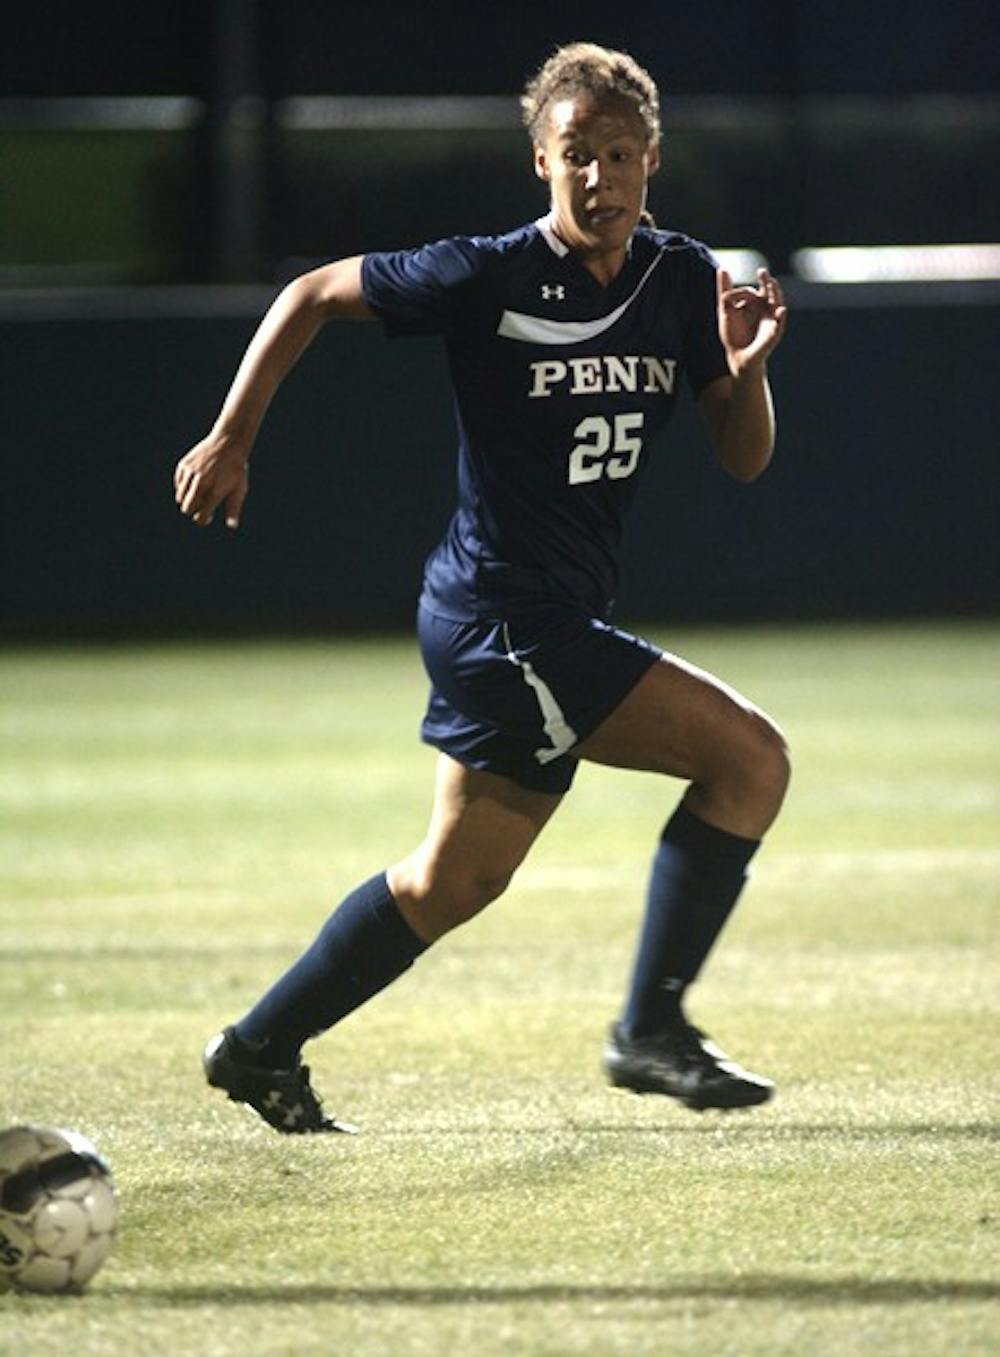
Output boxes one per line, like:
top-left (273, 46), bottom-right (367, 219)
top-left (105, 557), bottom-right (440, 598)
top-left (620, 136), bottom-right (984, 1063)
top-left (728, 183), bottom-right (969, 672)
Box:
top-left (622, 803), bottom-right (759, 1039)
top-left (234, 872), bottom-right (427, 1067)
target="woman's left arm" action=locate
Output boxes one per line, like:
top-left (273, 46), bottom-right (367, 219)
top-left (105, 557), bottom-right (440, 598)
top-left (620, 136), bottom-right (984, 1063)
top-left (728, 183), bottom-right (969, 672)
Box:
top-left (699, 268), bottom-right (788, 482)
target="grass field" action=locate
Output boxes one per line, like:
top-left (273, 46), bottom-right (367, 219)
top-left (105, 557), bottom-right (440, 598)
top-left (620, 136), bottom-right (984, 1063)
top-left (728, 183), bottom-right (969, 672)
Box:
top-left (1, 622), bottom-right (998, 1356)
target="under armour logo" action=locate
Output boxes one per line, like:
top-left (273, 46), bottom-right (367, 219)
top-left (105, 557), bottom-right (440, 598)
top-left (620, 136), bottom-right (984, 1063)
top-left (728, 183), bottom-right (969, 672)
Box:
top-left (541, 284), bottom-right (566, 301)
top-left (264, 1089), bottom-right (304, 1127)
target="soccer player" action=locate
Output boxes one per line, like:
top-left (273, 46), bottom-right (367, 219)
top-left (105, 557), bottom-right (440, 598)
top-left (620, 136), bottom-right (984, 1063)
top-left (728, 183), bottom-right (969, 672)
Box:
top-left (175, 42), bottom-right (790, 1133)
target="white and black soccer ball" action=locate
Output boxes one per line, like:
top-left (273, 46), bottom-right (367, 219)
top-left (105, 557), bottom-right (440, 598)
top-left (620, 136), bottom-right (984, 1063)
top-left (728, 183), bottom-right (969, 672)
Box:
top-left (0, 1125), bottom-right (119, 1294)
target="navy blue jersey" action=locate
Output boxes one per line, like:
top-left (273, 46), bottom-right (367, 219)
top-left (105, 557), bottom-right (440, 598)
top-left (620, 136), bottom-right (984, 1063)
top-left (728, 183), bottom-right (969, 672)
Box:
top-left (361, 216), bottom-right (729, 621)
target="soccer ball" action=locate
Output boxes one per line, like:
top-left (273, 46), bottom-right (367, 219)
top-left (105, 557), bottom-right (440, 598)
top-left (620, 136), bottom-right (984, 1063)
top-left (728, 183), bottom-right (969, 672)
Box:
top-left (0, 1125), bottom-right (119, 1294)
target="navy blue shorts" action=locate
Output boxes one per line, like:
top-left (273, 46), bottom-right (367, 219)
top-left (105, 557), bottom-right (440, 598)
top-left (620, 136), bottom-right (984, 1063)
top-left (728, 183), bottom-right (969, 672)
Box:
top-left (417, 602), bottom-right (662, 794)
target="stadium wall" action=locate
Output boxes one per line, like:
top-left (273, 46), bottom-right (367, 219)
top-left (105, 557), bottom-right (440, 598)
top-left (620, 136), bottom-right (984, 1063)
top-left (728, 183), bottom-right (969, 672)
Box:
top-left (1, 284), bottom-right (997, 637)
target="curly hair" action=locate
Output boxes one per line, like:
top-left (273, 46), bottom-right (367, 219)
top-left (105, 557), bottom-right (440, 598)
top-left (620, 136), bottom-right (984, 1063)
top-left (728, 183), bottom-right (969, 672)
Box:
top-left (520, 42), bottom-right (661, 147)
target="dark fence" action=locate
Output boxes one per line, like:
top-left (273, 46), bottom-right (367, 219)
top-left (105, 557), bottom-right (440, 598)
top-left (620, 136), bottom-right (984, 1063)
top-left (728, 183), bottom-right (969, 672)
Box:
top-left (4, 99), bottom-right (999, 287)
top-left (1, 281), bottom-right (997, 638)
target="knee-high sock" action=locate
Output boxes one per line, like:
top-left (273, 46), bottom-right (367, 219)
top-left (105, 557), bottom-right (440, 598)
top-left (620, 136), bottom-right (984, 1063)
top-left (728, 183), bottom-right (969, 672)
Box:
top-left (622, 803), bottom-right (760, 1039)
top-left (234, 872), bottom-right (427, 1067)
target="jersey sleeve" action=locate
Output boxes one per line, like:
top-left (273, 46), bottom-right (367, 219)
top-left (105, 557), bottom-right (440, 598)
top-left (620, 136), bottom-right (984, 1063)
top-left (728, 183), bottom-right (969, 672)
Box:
top-left (682, 244), bottom-right (731, 396)
top-left (361, 236), bottom-right (492, 337)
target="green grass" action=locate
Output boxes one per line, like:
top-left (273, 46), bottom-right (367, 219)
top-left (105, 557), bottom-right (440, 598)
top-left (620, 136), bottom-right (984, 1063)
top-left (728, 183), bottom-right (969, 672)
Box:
top-left (1, 622), bottom-right (998, 1356)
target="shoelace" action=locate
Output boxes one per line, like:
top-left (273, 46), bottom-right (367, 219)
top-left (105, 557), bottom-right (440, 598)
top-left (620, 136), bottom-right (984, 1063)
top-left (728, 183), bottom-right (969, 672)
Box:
top-left (648, 1022), bottom-right (719, 1072)
top-left (288, 1065), bottom-right (325, 1113)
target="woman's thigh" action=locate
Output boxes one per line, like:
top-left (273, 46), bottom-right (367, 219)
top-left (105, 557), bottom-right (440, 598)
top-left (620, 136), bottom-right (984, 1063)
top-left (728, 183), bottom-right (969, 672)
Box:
top-left (574, 652), bottom-right (790, 837)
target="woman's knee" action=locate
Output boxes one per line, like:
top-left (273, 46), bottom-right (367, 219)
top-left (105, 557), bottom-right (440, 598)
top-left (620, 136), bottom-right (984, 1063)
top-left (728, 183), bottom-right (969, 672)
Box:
top-left (685, 707), bottom-right (790, 838)
top-left (743, 709), bottom-right (792, 807)
top-left (427, 861), bottom-right (515, 914)
top-left (389, 851), bottom-right (515, 939)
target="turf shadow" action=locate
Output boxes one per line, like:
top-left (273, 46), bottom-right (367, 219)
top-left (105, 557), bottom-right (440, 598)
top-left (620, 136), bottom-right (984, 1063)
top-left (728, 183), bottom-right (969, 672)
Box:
top-left (108, 1275), bottom-right (1000, 1308)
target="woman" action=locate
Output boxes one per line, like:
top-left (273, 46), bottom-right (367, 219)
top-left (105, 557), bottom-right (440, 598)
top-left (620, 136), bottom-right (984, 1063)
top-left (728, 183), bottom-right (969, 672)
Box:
top-left (176, 42), bottom-right (790, 1133)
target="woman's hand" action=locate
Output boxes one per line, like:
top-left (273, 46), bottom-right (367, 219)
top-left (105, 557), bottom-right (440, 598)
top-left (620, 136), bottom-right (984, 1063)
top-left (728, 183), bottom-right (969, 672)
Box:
top-left (717, 267), bottom-right (788, 376)
top-left (171, 258), bottom-right (371, 531)
top-left (174, 433), bottom-right (250, 530)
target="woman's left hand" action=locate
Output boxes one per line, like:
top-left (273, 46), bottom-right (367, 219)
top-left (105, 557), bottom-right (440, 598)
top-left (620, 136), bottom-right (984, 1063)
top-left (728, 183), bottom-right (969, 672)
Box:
top-left (717, 267), bottom-right (788, 376)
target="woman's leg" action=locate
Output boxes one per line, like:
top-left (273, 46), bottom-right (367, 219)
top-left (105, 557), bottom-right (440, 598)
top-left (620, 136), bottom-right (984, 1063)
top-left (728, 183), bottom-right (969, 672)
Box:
top-left (575, 649), bottom-right (790, 836)
top-left (388, 754), bottom-right (564, 941)
top-left (205, 755), bottom-right (561, 1131)
top-left (576, 651), bottom-right (790, 1108)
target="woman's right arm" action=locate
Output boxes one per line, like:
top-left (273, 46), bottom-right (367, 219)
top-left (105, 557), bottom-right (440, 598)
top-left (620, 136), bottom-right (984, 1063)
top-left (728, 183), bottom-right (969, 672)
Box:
top-left (174, 256), bottom-right (371, 529)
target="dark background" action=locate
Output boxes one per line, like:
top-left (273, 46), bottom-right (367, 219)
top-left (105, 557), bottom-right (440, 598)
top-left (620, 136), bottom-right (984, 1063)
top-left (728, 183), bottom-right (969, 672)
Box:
top-left (6, 1), bottom-right (998, 98)
top-left (2, 1), bottom-right (998, 635)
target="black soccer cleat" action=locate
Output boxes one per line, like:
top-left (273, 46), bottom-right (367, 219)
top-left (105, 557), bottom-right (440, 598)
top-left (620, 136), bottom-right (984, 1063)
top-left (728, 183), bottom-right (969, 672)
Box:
top-left (604, 1019), bottom-right (775, 1111)
top-left (203, 1028), bottom-right (358, 1135)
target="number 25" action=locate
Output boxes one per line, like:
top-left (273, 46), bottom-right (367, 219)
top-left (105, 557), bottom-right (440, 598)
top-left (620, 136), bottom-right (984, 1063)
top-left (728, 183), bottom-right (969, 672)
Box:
top-left (568, 413), bottom-right (645, 485)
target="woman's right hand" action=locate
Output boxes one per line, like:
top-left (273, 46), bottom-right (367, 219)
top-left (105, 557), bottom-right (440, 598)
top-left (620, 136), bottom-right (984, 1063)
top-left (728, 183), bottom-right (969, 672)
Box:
top-left (174, 433), bottom-right (251, 530)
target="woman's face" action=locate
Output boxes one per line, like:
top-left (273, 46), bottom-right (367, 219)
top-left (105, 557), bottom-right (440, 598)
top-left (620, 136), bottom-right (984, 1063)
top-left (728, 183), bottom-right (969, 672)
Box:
top-left (534, 93), bottom-right (659, 280)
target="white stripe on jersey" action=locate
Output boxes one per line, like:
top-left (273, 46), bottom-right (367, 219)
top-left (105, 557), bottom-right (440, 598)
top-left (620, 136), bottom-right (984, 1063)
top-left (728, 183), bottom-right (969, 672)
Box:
top-left (496, 246), bottom-right (666, 346)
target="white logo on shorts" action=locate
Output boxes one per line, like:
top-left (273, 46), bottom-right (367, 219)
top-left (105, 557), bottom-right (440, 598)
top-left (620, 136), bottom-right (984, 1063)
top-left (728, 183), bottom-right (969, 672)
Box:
top-left (502, 624), bottom-right (577, 763)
